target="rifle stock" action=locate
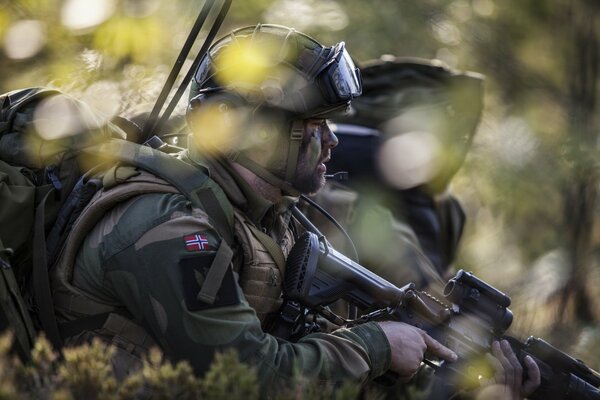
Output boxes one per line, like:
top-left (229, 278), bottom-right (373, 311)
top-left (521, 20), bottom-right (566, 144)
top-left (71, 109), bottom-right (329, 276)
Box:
top-left (282, 231), bottom-right (600, 399)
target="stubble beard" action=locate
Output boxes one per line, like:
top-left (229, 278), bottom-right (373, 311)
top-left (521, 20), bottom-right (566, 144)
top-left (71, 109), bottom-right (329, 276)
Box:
top-left (291, 155), bottom-right (326, 195)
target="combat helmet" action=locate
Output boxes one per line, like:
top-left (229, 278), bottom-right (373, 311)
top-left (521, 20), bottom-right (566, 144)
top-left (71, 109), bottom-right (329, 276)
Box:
top-left (330, 56), bottom-right (484, 193)
top-left (187, 24), bottom-right (362, 195)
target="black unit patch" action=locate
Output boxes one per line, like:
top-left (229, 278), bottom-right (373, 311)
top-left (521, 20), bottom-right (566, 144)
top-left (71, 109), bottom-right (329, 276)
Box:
top-left (179, 254), bottom-right (240, 311)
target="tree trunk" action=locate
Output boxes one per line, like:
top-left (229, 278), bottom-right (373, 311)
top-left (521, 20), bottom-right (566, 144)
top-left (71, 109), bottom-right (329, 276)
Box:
top-left (559, 0), bottom-right (599, 325)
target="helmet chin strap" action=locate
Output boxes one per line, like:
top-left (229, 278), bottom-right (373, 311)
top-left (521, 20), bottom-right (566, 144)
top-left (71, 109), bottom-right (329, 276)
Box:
top-left (285, 120), bottom-right (304, 182)
top-left (230, 119), bottom-right (305, 198)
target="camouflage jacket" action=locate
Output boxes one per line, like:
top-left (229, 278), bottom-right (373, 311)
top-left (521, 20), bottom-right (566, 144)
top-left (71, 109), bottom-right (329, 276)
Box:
top-left (53, 149), bottom-right (391, 391)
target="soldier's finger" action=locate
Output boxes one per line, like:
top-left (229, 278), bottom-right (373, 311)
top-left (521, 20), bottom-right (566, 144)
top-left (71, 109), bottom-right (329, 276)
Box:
top-left (423, 333), bottom-right (458, 362)
top-left (491, 340), bottom-right (514, 389)
top-left (500, 340), bottom-right (523, 397)
top-left (522, 355), bottom-right (541, 396)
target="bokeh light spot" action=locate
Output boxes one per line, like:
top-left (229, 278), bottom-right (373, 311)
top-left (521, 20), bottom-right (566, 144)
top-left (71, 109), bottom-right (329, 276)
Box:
top-left (188, 103), bottom-right (246, 154)
top-left (378, 131), bottom-right (441, 189)
top-left (61, 0), bottom-right (117, 31)
top-left (213, 39), bottom-right (285, 92)
top-left (4, 20), bottom-right (46, 60)
top-left (473, 0), bottom-right (495, 17)
top-left (34, 95), bottom-right (91, 140)
top-left (431, 18), bottom-right (462, 46)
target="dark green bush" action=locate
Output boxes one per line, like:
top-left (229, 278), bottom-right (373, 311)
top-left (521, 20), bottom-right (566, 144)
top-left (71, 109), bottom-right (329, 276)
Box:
top-left (0, 332), bottom-right (369, 400)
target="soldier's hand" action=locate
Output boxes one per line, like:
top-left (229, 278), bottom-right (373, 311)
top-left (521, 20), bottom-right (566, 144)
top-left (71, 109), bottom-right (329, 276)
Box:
top-left (377, 321), bottom-right (458, 382)
top-left (481, 340), bottom-right (541, 400)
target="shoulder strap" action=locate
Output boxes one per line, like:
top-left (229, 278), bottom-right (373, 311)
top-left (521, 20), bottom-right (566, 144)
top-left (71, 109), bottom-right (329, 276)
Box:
top-left (84, 139), bottom-right (234, 245)
top-left (32, 189), bottom-right (64, 351)
top-left (245, 222), bottom-right (286, 275)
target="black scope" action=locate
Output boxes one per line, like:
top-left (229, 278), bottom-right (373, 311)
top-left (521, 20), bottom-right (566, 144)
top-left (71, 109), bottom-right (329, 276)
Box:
top-left (443, 269), bottom-right (513, 334)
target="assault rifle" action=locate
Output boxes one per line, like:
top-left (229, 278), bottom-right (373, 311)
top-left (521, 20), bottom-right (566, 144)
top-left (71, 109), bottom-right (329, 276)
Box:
top-left (280, 231), bottom-right (600, 400)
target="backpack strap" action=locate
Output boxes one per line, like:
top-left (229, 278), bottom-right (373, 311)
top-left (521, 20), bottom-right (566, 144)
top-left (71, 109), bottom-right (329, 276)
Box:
top-left (84, 138), bottom-right (235, 245)
top-left (32, 188), bottom-right (64, 351)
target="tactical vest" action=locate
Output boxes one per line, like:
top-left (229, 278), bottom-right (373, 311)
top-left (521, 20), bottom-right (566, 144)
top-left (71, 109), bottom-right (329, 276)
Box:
top-left (232, 210), bottom-right (294, 326)
top-left (51, 168), bottom-right (294, 372)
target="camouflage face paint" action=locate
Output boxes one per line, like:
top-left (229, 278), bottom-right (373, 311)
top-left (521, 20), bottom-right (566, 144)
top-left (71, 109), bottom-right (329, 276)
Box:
top-left (308, 130), bottom-right (322, 167)
top-left (291, 119), bottom-right (336, 194)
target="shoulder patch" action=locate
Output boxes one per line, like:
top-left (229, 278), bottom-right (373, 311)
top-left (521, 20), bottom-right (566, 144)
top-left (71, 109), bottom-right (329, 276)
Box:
top-left (179, 255), bottom-right (239, 311)
top-left (184, 232), bottom-right (211, 251)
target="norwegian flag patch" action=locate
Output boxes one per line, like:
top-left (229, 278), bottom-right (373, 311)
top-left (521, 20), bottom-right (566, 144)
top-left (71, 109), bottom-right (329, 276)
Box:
top-left (184, 233), bottom-right (210, 251)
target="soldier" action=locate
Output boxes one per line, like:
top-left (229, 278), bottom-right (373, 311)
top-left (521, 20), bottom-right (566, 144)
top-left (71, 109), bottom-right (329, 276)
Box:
top-left (49, 25), bottom-right (538, 398)
top-left (308, 57), bottom-right (542, 398)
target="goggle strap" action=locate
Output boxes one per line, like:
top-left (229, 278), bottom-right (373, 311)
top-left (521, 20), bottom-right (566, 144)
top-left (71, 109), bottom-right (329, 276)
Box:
top-left (285, 120), bottom-right (304, 182)
top-left (305, 45), bottom-right (329, 78)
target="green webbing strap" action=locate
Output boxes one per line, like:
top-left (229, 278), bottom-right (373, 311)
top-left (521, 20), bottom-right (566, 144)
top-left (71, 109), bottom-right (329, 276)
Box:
top-left (195, 182), bottom-right (235, 245)
top-left (246, 223), bottom-right (286, 275)
top-left (86, 139), bottom-right (235, 244)
top-left (197, 240), bottom-right (234, 303)
top-left (89, 139), bottom-right (208, 205)
top-left (32, 189), bottom-right (64, 351)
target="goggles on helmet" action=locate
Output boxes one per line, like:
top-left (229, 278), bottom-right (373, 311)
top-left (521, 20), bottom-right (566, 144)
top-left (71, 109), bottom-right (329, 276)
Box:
top-left (316, 41), bottom-right (362, 106)
top-left (193, 24), bottom-right (362, 118)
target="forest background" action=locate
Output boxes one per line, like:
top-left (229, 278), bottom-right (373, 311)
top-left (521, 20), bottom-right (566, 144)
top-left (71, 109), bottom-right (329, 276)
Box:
top-left (1, 0), bottom-right (599, 372)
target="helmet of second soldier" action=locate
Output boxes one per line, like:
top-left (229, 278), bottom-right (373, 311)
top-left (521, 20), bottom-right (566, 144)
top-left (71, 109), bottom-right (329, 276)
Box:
top-left (187, 24), bottom-right (361, 194)
top-left (331, 57), bottom-right (484, 193)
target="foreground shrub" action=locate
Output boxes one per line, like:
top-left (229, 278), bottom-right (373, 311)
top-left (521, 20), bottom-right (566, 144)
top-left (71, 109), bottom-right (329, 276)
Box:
top-left (0, 332), bottom-right (368, 399)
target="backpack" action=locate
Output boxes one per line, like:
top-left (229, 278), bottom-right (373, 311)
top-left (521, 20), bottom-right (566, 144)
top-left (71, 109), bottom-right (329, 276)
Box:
top-left (0, 87), bottom-right (234, 361)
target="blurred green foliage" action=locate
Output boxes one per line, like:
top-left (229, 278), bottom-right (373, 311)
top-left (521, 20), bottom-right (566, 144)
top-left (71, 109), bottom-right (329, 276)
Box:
top-left (0, 0), bottom-right (599, 369)
top-left (0, 332), bottom-right (366, 399)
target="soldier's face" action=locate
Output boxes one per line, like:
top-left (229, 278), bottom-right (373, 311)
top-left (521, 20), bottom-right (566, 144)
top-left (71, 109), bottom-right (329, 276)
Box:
top-left (291, 118), bottom-right (338, 194)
